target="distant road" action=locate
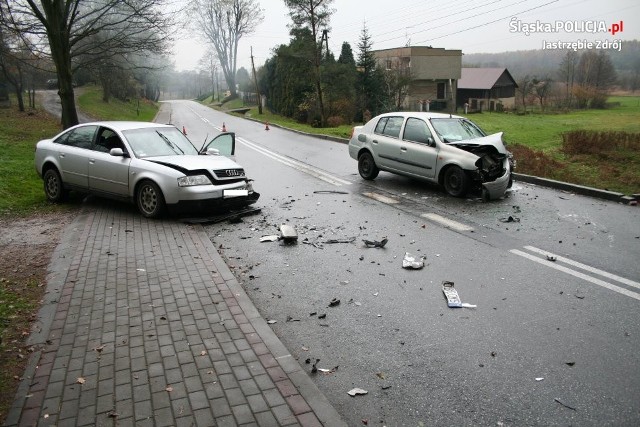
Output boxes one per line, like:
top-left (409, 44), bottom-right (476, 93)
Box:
top-left (37, 89), bottom-right (94, 124)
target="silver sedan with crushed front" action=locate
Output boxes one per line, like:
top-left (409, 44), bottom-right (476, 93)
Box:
top-left (35, 121), bottom-right (259, 218)
top-left (348, 112), bottom-right (514, 200)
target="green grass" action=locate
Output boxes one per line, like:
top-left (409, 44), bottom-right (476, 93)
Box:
top-left (77, 86), bottom-right (159, 121)
top-left (0, 88), bottom-right (159, 216)
top-left (0, 107), bottom-right (67, 216)
top-left (466, 95), bottom-right (640, 151)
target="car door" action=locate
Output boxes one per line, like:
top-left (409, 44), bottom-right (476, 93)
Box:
top-left (202, 132), bottom-right (235, 158)
top-left (54, 125), bottom-right (98, 189)
top-left (88, 128), bottom-right (131, 196)
top-left (398, 117), bottom-right (438, 179)
top-left (370, 116), bottom-right (406, 171)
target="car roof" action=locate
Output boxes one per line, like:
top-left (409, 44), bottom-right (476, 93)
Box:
top-left (375, 112), bottom-right (464, 120)
top-left (76, 121), bottom-right (176, 132)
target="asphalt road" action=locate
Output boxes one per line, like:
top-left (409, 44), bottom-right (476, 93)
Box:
top-left (165, 99), bottom-right (640, 426)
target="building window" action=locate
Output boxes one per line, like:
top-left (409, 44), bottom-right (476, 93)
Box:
top-left (437, 82), bottom-right (446, 99)
top-left (385, 60), bottom-right (392, 70)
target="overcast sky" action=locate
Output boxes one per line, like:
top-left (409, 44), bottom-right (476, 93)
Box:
top-left (172, 0), bottom-right (639, 72)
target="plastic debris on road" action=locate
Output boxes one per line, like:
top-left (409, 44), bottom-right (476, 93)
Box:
top-left (402, 252), bottom-right (425, 269)
top-left (442, 281), bottom-right (463, 308)
top-left (260, 235), bottom-right (279, 242)
top-left (348, 388), bottom-right (368, 397)
top-left (280, 224), bottom-right (298, 243)
top-left (363, 238), bottom-right (388, 248)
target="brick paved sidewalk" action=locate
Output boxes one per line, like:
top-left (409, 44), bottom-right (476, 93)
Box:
top-left (5, 205), bottom-right (345, 427)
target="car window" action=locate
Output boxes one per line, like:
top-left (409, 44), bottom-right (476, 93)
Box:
top-left (94, 128), bottom-right (126, 153)
top-left (403, 118), bottom-right (432, 144)
top-left (375, 116), bottom-right (404, 138)
top-left (55, 125), bottom-right (97, 150)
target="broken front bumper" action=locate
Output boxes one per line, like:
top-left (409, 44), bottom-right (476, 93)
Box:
top-left (482, 168), bottom-right (511, 200)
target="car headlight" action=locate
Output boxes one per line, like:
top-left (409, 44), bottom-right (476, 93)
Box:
top-left (177, 175), bottom-right (212, 187)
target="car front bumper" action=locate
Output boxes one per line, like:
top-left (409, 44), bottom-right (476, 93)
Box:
top-left (481, 165), bottom-right (511, 200)
top-left (168, 191), bottom-right (260, 215)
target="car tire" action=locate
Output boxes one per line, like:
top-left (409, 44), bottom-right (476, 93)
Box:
top-left (358, 151), bottom-right (379, 180)
top-left (443, 166), bottom-right (469, 197)
top-left (43, 168), bottom-right (67, 202)
top-left (136, 180), bottom-right (166, 218)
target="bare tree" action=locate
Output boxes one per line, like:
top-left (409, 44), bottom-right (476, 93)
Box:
top-left (191, 0), bottom-right (264, 99)
top-left (384, 58), bottom-right (412, 110)
top-left (516, 75), bottom-right (534, 112)
top-left (532, 77), bottom-right (552, 111)
top-left (2, 0), bottom-right (174, 128)
top-left (557, 50), bottom-right (578, 107)
top-left (284, 0), bottom-right (334, 126)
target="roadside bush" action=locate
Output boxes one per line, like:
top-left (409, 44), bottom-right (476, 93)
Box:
top-left (509, 143), bottom-right (567, 180)
top-left (327, 116), bottom-right (344, 127)
top-left (561, 130), bottom-right (640, 156)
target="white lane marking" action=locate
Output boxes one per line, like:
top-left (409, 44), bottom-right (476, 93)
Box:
top-left (523, 246), bottom-right (640, 290)
top-left (236, 137), bottom-right (351, 187)
top-left (363, 192), bottom-right (399, 204)
top-left (510, 249), bottom-right (640, 302)
top-left (421, 213), bottom-right (474, 232)
top-left (182, 104), bottom-right (350, 186)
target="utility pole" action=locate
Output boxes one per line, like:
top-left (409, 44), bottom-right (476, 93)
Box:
top-left (320, 30), bottom-right (329, 59)
top-left (250, 47), bottom-right (263, 114)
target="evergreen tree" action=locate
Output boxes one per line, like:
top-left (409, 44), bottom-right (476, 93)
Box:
top-left (356, 25), bottom-right (388, 120)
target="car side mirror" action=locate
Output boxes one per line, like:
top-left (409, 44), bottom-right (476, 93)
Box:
top-left (206, 148), bottom-right (220, 156)
top-left (110, 148), bottom-right (125, 157)
top-left (358, 134), bottom-right (367, 142)
top-left (427, 137), bottom-right (435, 146)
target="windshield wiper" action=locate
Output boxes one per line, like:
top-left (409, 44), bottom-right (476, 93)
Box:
top-left (156, 131), bottom-right (184, 155)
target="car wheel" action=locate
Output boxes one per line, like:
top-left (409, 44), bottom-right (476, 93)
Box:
top-left (43, 168), bottom-right (67, 202)
top-left (443, 166), bottom-right (469, 197)
top-left (136, 180), bottom-right (166, 218)
top-left (358, 151), bottom-right (379, 180)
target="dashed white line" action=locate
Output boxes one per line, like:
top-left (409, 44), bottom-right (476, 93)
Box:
top-left (363, 192), bottom-right (399, 204)
top-left (421, 213), bottom-right (474, 232)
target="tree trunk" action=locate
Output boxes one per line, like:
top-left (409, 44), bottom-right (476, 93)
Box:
top-left (14, 84), bottom-right (25, 112)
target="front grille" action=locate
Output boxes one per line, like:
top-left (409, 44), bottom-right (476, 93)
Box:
top-left (213, 169), bottom-right (246, 179)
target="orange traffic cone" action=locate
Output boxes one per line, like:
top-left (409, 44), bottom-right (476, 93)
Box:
top-left (182, 126), bottom-right (187, 135)
top-left (265, 121), bottom-right (270, 131)
top-left (222, 122), bottom-right (227, 132)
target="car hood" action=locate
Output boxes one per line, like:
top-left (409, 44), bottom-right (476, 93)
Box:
top-left (448, 132), bottom-right (508, 154)
top-left (143, 154), bottom-right (241, 172)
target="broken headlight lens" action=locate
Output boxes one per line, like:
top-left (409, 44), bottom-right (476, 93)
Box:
top-left (177, 175), bottom-right (212, 187)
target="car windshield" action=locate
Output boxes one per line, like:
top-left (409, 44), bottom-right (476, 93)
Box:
top-left (122, 127), bottom-right (199, 158)
top-left (430, 118), bottom-right (486, 143)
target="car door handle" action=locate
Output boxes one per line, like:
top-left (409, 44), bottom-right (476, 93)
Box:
top-left (89, 159), bottom-right (96, 164)
top-left (372, 139), bottom-right (378, 144)
top-left (400, 147), bottom-right (407, 152)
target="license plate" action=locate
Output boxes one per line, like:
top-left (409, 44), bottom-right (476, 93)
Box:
top-left (224, 189), bottom-right (249, 198)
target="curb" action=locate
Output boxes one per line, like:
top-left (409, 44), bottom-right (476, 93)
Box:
top-left (192, 225), bottom-right (348, 427)
top-left (512, 173), bottom-right (637, 203)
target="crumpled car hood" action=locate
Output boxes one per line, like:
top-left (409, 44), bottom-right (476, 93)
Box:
top-left (448, 132), bottom-right (508, 155)
top-left (143, 154), bottom-right (241, 172)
